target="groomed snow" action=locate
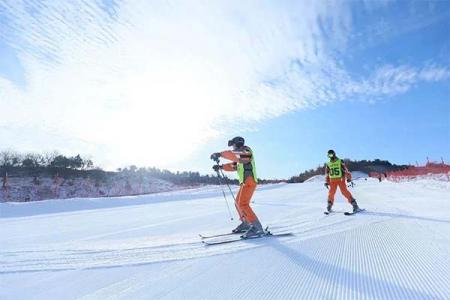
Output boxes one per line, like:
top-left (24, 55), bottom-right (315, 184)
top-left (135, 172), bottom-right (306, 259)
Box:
top-left (1, 179), bottom-right (449, 299)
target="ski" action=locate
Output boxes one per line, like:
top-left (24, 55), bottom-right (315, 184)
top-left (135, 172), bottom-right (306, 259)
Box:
top-left (344, 208), bottom-right (366, 215)
top-left (199, 232), bottom-right (239, 239)
top-left (324, 210), bottom-right (346, 215)
top-left (202, 232), bottom-right (293, 246)
top-left (200, 225), bottom-right (287, 239)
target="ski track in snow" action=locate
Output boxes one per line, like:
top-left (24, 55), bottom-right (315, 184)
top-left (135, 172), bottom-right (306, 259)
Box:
top-left (1, 179), bottom-right (450, 299)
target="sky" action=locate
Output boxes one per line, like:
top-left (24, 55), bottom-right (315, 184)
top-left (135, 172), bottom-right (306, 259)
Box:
top-left (0, 0), bottom-right (449, 179)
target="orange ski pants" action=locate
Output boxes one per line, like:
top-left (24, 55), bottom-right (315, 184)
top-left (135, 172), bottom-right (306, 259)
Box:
top-left (328, 177), bottom-right (353, 204)
top-left (235, 176), bottom-right (258, 223)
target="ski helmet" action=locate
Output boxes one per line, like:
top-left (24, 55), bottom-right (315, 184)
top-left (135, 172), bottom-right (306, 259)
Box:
top-left (327, 149), bottom-right (336, 158)
top-left (228, 136), bottom-right (245, 147)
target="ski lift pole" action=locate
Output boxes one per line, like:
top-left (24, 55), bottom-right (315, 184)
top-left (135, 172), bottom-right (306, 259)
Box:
top-left (215, 163), bottom-right (234, 221)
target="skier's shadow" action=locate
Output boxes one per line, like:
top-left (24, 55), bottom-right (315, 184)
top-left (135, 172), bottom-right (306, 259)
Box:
top-left (267, 239), bottom-right (437, 299)
top-left (362, 211), bottom-right (450, 224)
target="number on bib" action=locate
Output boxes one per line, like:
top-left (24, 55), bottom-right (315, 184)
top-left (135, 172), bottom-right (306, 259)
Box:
top-left (330, 167), bottom-right (341, 177)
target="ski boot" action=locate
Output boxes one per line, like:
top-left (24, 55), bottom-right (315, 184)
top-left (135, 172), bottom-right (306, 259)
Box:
top-left (351, 199), bottom-right (361, 213)
top-left (241, 219), bottom-right (265, 239)
top-left (232, 221), bottom-right (251, 233)
top-left (327, 201), bottom-right (333, 213)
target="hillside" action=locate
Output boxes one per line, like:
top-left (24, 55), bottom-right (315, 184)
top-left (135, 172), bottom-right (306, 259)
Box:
top-left (0, 174), bottom-right (176, 202)
top-left (0, 152), bottom-right (282, 202)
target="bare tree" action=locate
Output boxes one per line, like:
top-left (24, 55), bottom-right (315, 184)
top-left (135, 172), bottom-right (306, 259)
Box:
top-left (22, 153), bottom-right (41, 168)
top-left (0, 150), bottom-right (21, 167)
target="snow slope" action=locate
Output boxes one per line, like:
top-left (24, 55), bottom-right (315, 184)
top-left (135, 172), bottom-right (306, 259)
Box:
top-left (1, 180), bottom-right (449, 299)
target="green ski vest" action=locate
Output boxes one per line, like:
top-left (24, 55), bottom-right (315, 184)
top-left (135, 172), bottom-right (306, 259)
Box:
top-left (327, 159), bottom-right (343, 179)
top-left (237, 148), bottom-right (258, 184)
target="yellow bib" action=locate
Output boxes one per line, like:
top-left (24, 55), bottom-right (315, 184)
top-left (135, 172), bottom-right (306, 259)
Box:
top-left (327, 159), bottom-right (343, 179)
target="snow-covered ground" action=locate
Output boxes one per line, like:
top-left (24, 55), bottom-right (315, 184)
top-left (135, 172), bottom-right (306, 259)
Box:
top-left (1, 179), bottom-right (449, 299)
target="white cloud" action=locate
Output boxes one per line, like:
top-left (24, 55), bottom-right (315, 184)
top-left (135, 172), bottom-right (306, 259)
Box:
top-left (419, 64), bottom-right (450, 82)
top-left (0, 1), bottom-right (448, 169)
top-left (341, 64), bottom-right (450, 99)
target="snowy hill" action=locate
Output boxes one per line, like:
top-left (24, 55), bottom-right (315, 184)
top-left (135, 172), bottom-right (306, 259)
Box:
top-left (351, 170), bottom-right (368, 179)
top-left (1, 179), bottom-right (449, 299)
top-left (0, 175), bottom-right (176, 202)
top-left (304, 171), bottom-right (368, 183)
top-left (304, 174), bottom-right (325, 182)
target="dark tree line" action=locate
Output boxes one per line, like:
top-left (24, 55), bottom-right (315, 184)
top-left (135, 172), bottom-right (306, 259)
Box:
top-left (343, 159), bottom-right (408, 174)
top-left (288, 159), bottom-right (409, 183)
top-left (116, 166), bottom-right (285, 185)
top-left (0, 151), bottom-right (93, 170)
top-left (116, 165), bottom-right (240, 185)
top-left (1, 151), bottom-right (277, 185)
top-left (4, 151), bottom-right (406, 186)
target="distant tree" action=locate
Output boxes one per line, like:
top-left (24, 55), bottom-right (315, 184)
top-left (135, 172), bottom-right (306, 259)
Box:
top-left (0, 150), bottom-right (21, 168)
top-left (50, 155), bottom-right (71, 168)
top-left (22, 157), bottom-right (37, 168)
top-left (69, 154), bottom-right (83, 169)
top-left (83, 159), bottom-right (94, 170)
top-left (21, 153), bottom-right (42, 168)
top-left (43, 152), bottom-right (59, 167)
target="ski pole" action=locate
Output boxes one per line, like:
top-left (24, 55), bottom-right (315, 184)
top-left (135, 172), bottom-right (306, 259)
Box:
top-left (219, 169), bottom-right (237, 202)
top-left (215, 167), bottom-right (234, 221)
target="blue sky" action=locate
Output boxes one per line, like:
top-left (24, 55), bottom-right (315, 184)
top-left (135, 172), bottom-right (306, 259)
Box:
top-left (0, 0), bottom-right (449, 179)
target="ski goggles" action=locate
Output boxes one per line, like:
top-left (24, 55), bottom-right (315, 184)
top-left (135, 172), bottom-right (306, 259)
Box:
top-left (327, 153), bottom-right (334, 158)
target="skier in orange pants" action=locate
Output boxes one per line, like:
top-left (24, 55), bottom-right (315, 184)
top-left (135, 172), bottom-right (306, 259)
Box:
top-left (325, 149), bottom-right (361, 213)
top-left (210, 136), bottom-right (264, 238)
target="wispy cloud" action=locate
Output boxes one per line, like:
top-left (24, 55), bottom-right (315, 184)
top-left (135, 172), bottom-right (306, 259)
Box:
top-left (341, 64), bottom-right (450, 99)
top-left (0, 1), bottom-right (448, 168)
top-left (353, 0), bottom-right (450, 51)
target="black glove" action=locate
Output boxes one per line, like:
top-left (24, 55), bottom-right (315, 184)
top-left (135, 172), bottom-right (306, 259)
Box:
top-left (212, 165), bottom-right (223, 172)
top-left (347, 178), bottom-right (352, 183)
top-left (210, 152), bottom-right (221, 162)
top-left (324, 182), bottom-right (329, 189)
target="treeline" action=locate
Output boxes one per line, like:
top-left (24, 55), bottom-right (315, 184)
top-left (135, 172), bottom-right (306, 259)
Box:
top-left (111, 166), bottom-right (283, 185)
top-left (0, 151), bottom-right (410, 186)
top-left (344, 159), bottom-right (408, 174)
top-left (0, 151), bottom-right (93, 170)
top-left (0, 150), bottom-right (282, 186)
top-left (288, 159), bottom-right (409, 183)
top-left (118, 165), bottom-right (240, 185)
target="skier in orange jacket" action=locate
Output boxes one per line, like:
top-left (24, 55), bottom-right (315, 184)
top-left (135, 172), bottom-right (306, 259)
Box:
top-left (210, 136), bottom-right (264, 238)
top-left (325, 149), bottom-right (361, 213)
